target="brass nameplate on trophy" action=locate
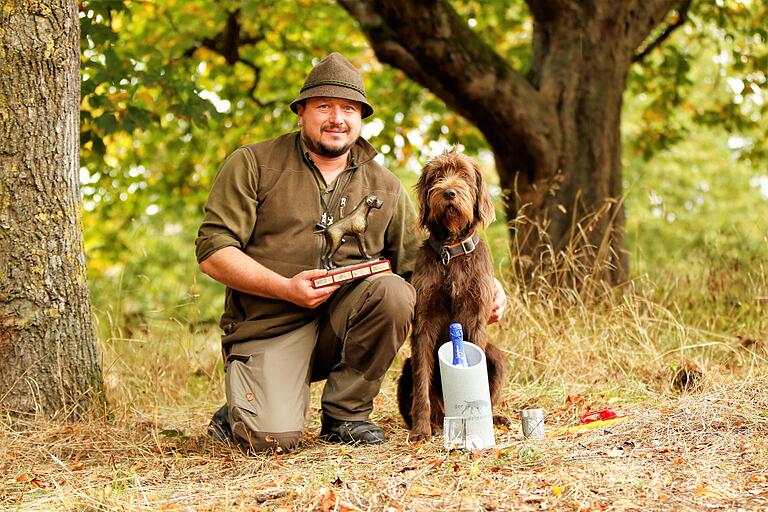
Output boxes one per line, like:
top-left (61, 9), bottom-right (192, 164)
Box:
top-left (311, 259), bottom-right (392, 289)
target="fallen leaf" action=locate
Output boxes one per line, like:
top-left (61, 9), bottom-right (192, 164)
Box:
top-left (30, 478), bottom-right (48, 488)
top-left (695, 484), bottom-right (716, 497)
top-left (520, 492), bottom-right (545, 503)
top-left (427, 458), bottom-right (443, 470)
top-left (407, 486), bottom-right (442, 497)
top-left (316, 487), bottom-right (336, 512)
top-left (314, 487), bottom-right (362, 512)
top-left (255, 488), bottom-right (289, 503)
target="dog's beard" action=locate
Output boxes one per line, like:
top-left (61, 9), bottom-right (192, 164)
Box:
top-left (427, 195), bottom-right (474, 236)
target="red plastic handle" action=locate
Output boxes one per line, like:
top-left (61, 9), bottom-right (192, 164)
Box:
top-left (580, 408), bottom-right (618, 424)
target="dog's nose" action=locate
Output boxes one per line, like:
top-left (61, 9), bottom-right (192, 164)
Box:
top-left (443, 188), bottom-right (457, 200)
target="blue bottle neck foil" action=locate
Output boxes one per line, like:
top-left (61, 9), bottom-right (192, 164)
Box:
top-left (449, 323), bottom-right (469, 367)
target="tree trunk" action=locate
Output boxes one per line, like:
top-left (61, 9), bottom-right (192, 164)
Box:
top-left (339, 0), bottom-right (681, 287)
top-left (503, 3), bottom-right (634, 287)
top-left (0, 0), bottom-right (104, 418)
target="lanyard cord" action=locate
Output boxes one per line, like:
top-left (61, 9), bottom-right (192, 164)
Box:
top-left (308, 158), bottom-right (355, 227)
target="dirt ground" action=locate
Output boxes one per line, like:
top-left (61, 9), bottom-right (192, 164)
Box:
top-left (2, 379), bottom-right (766, 511)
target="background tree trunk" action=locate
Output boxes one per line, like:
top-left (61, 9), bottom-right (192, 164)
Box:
top-left (0, 0), bottom-right (104, 418)
top-left (339, 0), bottom-right (682, 286)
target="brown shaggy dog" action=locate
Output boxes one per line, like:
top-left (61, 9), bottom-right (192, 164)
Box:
top-left (397, 148), bottom-right (508, 441)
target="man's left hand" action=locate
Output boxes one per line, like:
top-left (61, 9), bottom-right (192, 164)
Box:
top-left (488, 278), bottom-right (507, 325)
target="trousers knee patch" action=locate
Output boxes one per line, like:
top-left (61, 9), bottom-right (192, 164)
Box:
top-left (231, 420), bottom-right (301, 454)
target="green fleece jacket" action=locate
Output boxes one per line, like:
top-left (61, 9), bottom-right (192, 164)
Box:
top-left (196, 132), bottom-right (421, 345)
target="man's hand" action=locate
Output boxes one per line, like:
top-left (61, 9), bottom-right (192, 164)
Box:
top-left (488, 278), bottom-right (506, 324)
top-left (284, 269), bottom-right (341, 309)
top-left (199, 248), bottom-right (340, 307)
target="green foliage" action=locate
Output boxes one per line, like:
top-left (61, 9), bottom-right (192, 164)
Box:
top-left (626, 0), bottom-right (768, 162)
top-left (79, 0), bottom-right (768, 332)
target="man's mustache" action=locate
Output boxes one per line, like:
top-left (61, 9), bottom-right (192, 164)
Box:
top-left (322, 123), bottom-right (347, 133)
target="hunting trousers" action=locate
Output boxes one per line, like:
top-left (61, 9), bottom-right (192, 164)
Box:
top-left (224, 273), bottom-right (415, 453)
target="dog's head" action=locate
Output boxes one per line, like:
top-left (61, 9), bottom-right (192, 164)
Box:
top-left (364, 194), bottom-right (384, 210)
top-left (415, 147), bottom-right (495, 236)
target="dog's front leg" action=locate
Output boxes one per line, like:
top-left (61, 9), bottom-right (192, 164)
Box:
top-left (409, 330), bottom-right (437, 441)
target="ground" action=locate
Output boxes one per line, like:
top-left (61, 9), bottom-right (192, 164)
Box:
top-left (2, 374), bottom-right (766, 511)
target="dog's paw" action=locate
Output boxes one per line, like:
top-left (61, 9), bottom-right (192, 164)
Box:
top-left (407, 430), bottom-right (432, 444)
top-left (493, 414), bottom-right (513, 428)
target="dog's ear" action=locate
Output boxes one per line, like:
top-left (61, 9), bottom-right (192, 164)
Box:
top-left (415, 165), bottom-right (432, 229)
top-left (472, 160), bottom-right (496, 229)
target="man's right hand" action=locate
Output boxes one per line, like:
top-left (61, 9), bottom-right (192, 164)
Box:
top-left (199, 247), bottom-right (341, 306)
top-left (284, 269), bottom-right (341, 309)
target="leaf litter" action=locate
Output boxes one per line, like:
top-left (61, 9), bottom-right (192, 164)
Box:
top-left (1, 377), bottom-right (767, 511)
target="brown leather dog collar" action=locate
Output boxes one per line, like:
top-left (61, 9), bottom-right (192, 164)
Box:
top-left (428, 231), bottom-right (480, 265)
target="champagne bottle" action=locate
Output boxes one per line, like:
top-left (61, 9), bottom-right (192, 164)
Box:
top-left (449, 323), bottom-right (469, 367)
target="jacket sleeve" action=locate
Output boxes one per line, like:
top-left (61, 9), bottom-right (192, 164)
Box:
top-left (383, 184), bottom-right (424, 281)
top-left (195, 147), bottom-right (259, 264)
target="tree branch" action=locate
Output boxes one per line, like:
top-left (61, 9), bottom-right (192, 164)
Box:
top-left (180, 8), bottom-right (276, 108)
top-left (338, 0), bottom-right (558, 174)
top-left (632, 0), bottom-right (691, 63)
top-left (525, 0), bottom-right (580, 24)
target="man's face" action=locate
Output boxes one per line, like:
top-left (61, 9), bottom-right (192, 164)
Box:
top-left (297, 97), bottom-right (363, 158)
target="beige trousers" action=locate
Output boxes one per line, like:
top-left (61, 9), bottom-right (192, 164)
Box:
top-left (225, 273), bottom-right (415, 453)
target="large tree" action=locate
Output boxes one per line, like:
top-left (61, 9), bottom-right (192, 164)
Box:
top-left (338, 0), bottom-right (694, 284)
top-left (0, 0), bottom-right (103, 418)
top-left (77, 0), bottom-right (765, 312)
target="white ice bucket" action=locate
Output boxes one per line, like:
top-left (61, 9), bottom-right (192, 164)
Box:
top-left (438, 341), bottom-right (495, 449)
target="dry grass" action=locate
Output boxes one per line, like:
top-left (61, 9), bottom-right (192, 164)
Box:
top-left (1, 377), bottom-right (767, 511)
top-left (3, 218), bottom-right (768, 510)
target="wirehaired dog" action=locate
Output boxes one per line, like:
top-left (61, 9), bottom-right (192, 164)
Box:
top-left (397, 148), bottom-right (507, 441)
top-left (315, 194), bottom-right (383, 269)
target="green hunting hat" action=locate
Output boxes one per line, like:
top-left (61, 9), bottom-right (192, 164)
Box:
top-left (290, 52), bottom-right (374, 119)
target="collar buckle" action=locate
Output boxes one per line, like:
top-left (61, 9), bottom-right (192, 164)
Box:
top-left (460, 236), bottom-right (476, 254)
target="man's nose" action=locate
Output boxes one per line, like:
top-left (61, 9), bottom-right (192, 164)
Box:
top-left (327, 106), bottom-right (343, 123)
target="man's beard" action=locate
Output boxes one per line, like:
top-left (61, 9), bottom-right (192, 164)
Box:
top-left (302, 129), bottom-right (358, 158)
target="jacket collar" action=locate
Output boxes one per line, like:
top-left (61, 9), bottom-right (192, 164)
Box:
top-left (428, 231), bottom-right (480, 266)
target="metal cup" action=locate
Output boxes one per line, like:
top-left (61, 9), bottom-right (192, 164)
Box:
top-left (520, 408), bottom-right (546, 438)
top-left (443, 416), bottom-right (467, 449)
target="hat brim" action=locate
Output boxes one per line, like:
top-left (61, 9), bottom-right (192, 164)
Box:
top-left (290, 84), bottom-right (374, 119)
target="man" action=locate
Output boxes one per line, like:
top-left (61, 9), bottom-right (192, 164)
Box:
top-left (196, 52), bottom-right (505, 453)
